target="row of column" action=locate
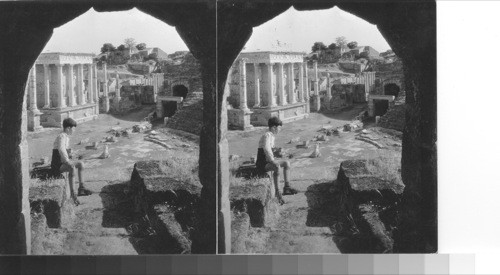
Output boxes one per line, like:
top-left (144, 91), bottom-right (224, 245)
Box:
top-left (238, 59), bottom-right (310, 110)
top-left (28, 63), bottom-right (98, 113)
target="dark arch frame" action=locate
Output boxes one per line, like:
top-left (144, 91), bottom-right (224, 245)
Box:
top-left (216, 1), bottom-right (436, 254)
top-left (0, 0), bottom-right (435, 255)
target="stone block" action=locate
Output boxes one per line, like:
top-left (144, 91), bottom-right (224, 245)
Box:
top-left (335, 159), bottom-right (402, 252)
top-left (336, 159), bottom-right (404, 208)
top-left (30, 212), bottom-right (47, 255)
top-left (356, 203), bottom-right (394, 253)
top-left (130, 160), bottom-right (202, 214)
top-left (231, 211), bottom-right (250, 253)
top-left (129, 160), bottom-right (201, 253)
top-left (29, 178), bottom-right (73, 228)
top-left (230, 180), bottom-right (279, 228)
top-left (150, 204), bottom-right (194, 254)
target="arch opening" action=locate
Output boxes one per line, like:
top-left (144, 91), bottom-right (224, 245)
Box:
top-left (173, 84), bottom-right (188, 99)
top-left (384, 83), bottom-right (400, 98)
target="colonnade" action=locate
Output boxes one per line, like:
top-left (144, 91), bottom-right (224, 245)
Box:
top-left (27, 63), bottom-right (98, 112)
top-left (237, 58), bottom-right (311, 111)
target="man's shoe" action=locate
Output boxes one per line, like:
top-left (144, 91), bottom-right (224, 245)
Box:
top-left (283, 186), bottom-right (298, 195)
top-left (78, 187), bottom-right (93, 196)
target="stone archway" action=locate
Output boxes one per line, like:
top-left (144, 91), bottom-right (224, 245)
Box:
top-left (217, 2), bottom-right (436, 254)
top-left (173, 84), bottom-right (188, 99)
top-left (384, 83), bottom-right (401, 97)
top-left (0, 2), bottom-right (216, 254)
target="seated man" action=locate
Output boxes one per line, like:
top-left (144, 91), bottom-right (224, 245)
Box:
top-left (51, 118), bottom-right (92, 205)
top-left (256, 116), bottom-right (298, 204)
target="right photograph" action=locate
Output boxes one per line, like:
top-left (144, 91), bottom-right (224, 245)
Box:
top-left (217, 1), bottom-right (436, 254)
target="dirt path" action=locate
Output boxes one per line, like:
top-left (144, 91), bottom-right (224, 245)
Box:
top-left (228, 106), bottom-right (402, 253)
top-left (28, 107), bottom-right (199, 255)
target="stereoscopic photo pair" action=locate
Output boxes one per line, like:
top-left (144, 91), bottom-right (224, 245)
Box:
top-left (0, 0), bottom-right (436, 255)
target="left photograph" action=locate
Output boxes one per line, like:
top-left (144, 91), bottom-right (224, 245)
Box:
top-left (0, 2), bottom-right (216, 255)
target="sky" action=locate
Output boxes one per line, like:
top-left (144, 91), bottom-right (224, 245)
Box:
top-left (244, 6), bottom-right (391, 53)
top-left (42, 6), bottom-right (390, 55)
top-left (42, 8), bottom-right (189, 55)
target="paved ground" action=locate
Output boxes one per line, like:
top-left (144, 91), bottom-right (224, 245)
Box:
top-left (28, 107), bottom-right (199, 255)
top-left (227, 104), bottom-right (402, 253)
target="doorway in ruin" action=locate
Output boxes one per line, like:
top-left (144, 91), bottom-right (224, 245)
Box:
top-left (373, 99), bottom-right (389, 116)
top-left (384, 83), bottom-right (400, 98)
top-left (162, 100), bottom-right (177, 117)
top-left (173, 84), bottom-right (188, 99)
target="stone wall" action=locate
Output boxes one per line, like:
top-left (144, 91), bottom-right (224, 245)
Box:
top-left (373, 59), bottom-right (404, 95)
top-left (165, 91), bottom-right (203, 135)
top-left (325, 84), bottom-right (354, 112)
top-left (161, 52), bottom-right (202, 98)
top-left (378, 96), bottom-right (406, 131)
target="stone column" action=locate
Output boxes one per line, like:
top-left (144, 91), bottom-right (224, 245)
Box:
top-left (303, 64), bottom-right (310, 114)
top-left (28, 66), bottom-right (40, 113)
top-left (93, 64), bottom-right (98, 103)
top-left (88, 64), bottom-right (94, 104)
top-left (77, 64), bottom-right (85, 105)
top-left (277, 63), bottom-right (286, 106)
top-left (313, 60), bottom-right (319, 95)
top-left (56, 64), bottom-right (66, 108)
top-left (28, 66), bottom-right (43, 131)
top-left (311, 61), bottom-right (321, 112)
top-left (103, 62), bottom-right (110, 112)
top-left (115, 71), bottom-right (121, 100)
top-left (298, 62), bottom-right (304, 103)
top-left (253, 63), bottom-right (260, 107)
top-left (287, 63), bottom-right (296, 104)
top-left (368, 97), bottom-right (375, 117)
top-left (67, 64), bottom-right (76, 107)
top-left (267, 62), bottom-right (276, 107)
top-left (326, 73), bottom-right (332, 101)
top-left (43, 64), bottom-right (51, 108)
top-left (239, 59), bottom-right (249, 111)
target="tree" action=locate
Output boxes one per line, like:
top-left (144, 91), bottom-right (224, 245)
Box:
top-left (124, 38), bottom-right (136, 48)
top-left (311, 42), bottom-right (327, 53)
top-left (335, 36), bottom-right (347, 50)
top-left (100, 43), bottom-right (116, 53)
top-left (117, 44), bottom-right (126, 51)
top-left (136, 43), bottom-right (147, 50)
top-left (347, 41), bottom-right (358, 49)
top-left (328, 43), bottom-right (337, 50)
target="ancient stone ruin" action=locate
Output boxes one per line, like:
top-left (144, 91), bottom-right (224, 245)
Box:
top-left (226, 52), bottom-right (312, 129)
top-left (129, 160), bottom-right (202, 253)
top-left (27, 53), bottom-right (99, 131)
top-left (333, 159), bottom-right (404, 252)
